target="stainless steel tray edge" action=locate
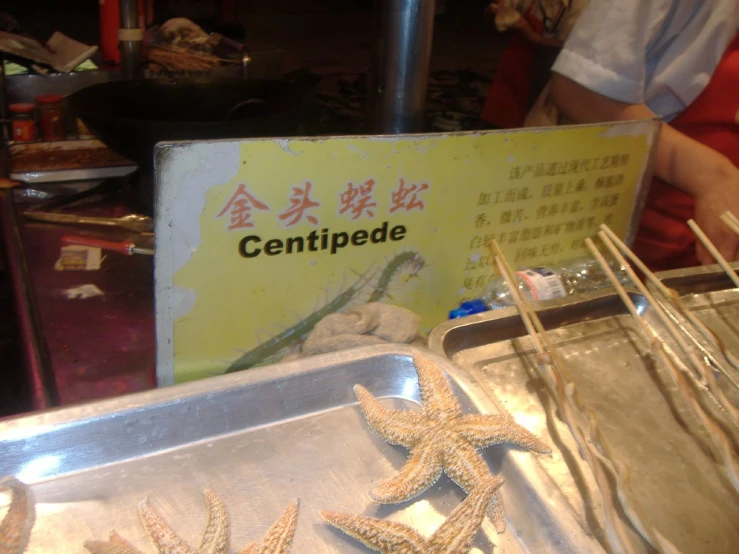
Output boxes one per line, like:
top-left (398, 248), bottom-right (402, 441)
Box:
top-left (428, 288), bottom-right (646, 359)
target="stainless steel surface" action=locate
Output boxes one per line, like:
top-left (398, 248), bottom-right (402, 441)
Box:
top-left (371, 0), bottom-right (435, 133)
top-left (428, 291), bottom-right (739, 554)
top-left (22, 212), bottom-right (153, 233)
top-left (658, 285), bottom-right (739, 367)
top-left (119, 0), bottom-right (143, 80)
top-left (655, 261), bottom-right (739, 296)
top-left (4, 53), bottom-right (284, 105)
top-left (0, 345), bottom-right (602, 553)
top-left (6, 71), bottom-right (119, 104)
top-left (0, 192), bottom-right (57, 410)
top-left (10, 164), bottom-right (136, 184)
top-left (8, 139), bottom-right (137, 184)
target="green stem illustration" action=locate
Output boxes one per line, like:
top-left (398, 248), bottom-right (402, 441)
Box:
top-left (225, 250), bottom-right (423, 373)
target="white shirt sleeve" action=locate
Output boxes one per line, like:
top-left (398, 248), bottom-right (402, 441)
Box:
top-left (552, 0), bottom-right (672, 105)
top-left (552, 0), bottom-right (739, 120)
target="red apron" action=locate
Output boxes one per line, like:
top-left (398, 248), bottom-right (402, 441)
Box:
top-left (633, 33), bottom-right (739, 271)
top-left (481, 3), bottom-right (563, 128)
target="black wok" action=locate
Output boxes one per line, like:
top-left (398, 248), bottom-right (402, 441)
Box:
top-left (68, 79), bottom-right (310, 169)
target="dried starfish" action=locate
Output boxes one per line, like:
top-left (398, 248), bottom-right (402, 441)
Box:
top-left (84, 491), bottom-right (299, 554)
top-left (321, 478), bottom-right (503, 553)
top-left (354, 353), bottom-right (550, 533)
top-left (239, 499), bottom-right (299, 554)
top-left (0, 476), bottom-right (36, 554)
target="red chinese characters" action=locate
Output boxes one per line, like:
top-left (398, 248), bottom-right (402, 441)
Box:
top-left (389, 179), bottom-right (429, 214)
top-left (338, 179), bottom-right (377, 220)
top-left (216, 184), bottom-right (270, 230)
top-left (279, 181), bottom-right (320, 227)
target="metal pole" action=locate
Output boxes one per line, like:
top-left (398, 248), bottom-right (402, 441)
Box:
top-left (370, 0), bottom-right (436, 134)
top-left (119, 0), bottom-right (143, 80)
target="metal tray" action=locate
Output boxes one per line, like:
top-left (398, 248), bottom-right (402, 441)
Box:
top-left (8, 139), bottom-right (137, 184)
top-left (0, 345), bottom-right (601, 553)
top-left (655, 263), bottom-right (739, 360)
top-left (429, 290), bottom-right (739, 554)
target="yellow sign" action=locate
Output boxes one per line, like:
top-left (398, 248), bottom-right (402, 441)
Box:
top-left (154, 121), bottom-right (659, 385)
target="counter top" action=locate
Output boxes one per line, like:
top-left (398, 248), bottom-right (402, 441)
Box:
top-left (0, 185), bottom-right (156, 412)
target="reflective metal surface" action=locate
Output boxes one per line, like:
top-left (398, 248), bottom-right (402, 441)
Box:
top-left (0, 192), bottom-right (57, 411)
top-left (0, 345), bottom-right (601, 553)
top-left (429, 289), bottom-right (739, 554)
top-left (370, 0), bottom-right (436, 133)
top-left (656, 261), bottom-right (739, 296)
top-left (677, 288), bottom-right (739, 360)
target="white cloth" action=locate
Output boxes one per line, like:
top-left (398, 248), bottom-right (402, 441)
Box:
top-left (283, 303), bottom-right (424, 360)
top-left (552, 0), bottom-right (739, 122)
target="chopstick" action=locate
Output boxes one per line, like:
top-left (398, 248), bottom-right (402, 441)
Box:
top-left (489, 241), bottom-right (673, 554)
top-left (720, 211), bottom-right (739, 237)
top-left (586, 238), bottom-right (739, 493)
top-left (687, 219), bottom-right (739, 288)
top-left (600, 223), bottom-right (739, 378)
top-left (597, 231), bottom-right (738, 422)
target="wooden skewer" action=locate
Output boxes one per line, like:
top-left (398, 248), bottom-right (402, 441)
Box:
top-left (720, 211), bottom-right (739, 237)
top-left (687, 219), bottom-right (739, 288)
top-left (601, 223), bottom-right (739, 377)
top-left (599, 224), bottom-right (671, 297)
top-left (597, 231), bottom-right (739, 422)
top-left (586, 238), bottom-right (739, 493)
top-left (490, 242), bottom-right (651, 554)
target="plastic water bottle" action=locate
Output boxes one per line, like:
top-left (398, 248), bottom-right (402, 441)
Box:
top-left (449, 256), bottom-right (627, 318)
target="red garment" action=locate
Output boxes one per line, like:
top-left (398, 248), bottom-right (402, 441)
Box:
top-left (633, 34), bottom-right (739, 271)
top-left (481, 3), bottom-right (561, 128)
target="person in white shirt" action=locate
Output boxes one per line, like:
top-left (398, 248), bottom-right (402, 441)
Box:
top-left (549, 0), bottom-right (739, 270)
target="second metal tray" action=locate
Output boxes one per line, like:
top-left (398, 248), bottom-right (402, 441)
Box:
top-left (429, 289), bottom-right (739, 554)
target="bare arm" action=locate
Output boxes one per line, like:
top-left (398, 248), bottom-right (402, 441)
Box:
top-left (551, 74), bottom-right (739, 263)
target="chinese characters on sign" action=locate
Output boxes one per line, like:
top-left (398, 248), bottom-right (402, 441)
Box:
top-left (389, 179), bottom-right (429, 213)
top-left (461, 150), bottom-right (633, 301)
top-left (279, 181), bottom-right (321, 227)
top-left (339, 179), bottom-right (377, 220)
top-left (216, 184), bottom-right (270, 230)
top-left (217, 178), bottom-right (431, 230)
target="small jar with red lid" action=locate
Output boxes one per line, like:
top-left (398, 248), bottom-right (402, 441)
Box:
top-left (35, 94), bottom-right (66, 141)
top-left (9, 103), bottom-right (37, 142)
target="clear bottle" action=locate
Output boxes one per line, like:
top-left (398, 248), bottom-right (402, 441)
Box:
top-left (482, 256), bottom-right (628, 310)
top-left (449, 256), bottom-right (628, 318)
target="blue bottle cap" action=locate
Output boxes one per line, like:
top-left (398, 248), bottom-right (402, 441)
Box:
top-left (448, 308), bottom-right (468, 319)
top-left (461, 299), bottom-right (489, 314)
top-left (448, 299), bottom-right (489, 319)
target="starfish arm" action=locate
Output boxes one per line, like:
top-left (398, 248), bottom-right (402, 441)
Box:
top-left (138, 498), bottom-right (197, 554)
top-left (429, 478), bottom-right (503, 554)
top-left (0, 476), bottom-right (35, 554)
top-left (429, 478), bottom-right (504, 553)
top-left (84, 532), bottom-right (145, 554)
top-left (238, 499), bottom-right (300, 554)
top-left (237, 543), bottom-right (259, 554)
top-left (320, 510), bottom-right (426, 554)
top-left (455, 414), bottom-right (551, 454)
top-left (353, 385), bottom-right (428, 448)
top-left (369, 442), bottom-right (444, 503)
top-left (413, 354), bottom-right (462, 421)
top-left (198, 490), bottom-right (230, 554)
top-left (442, 439), bottom-right (507, 533)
